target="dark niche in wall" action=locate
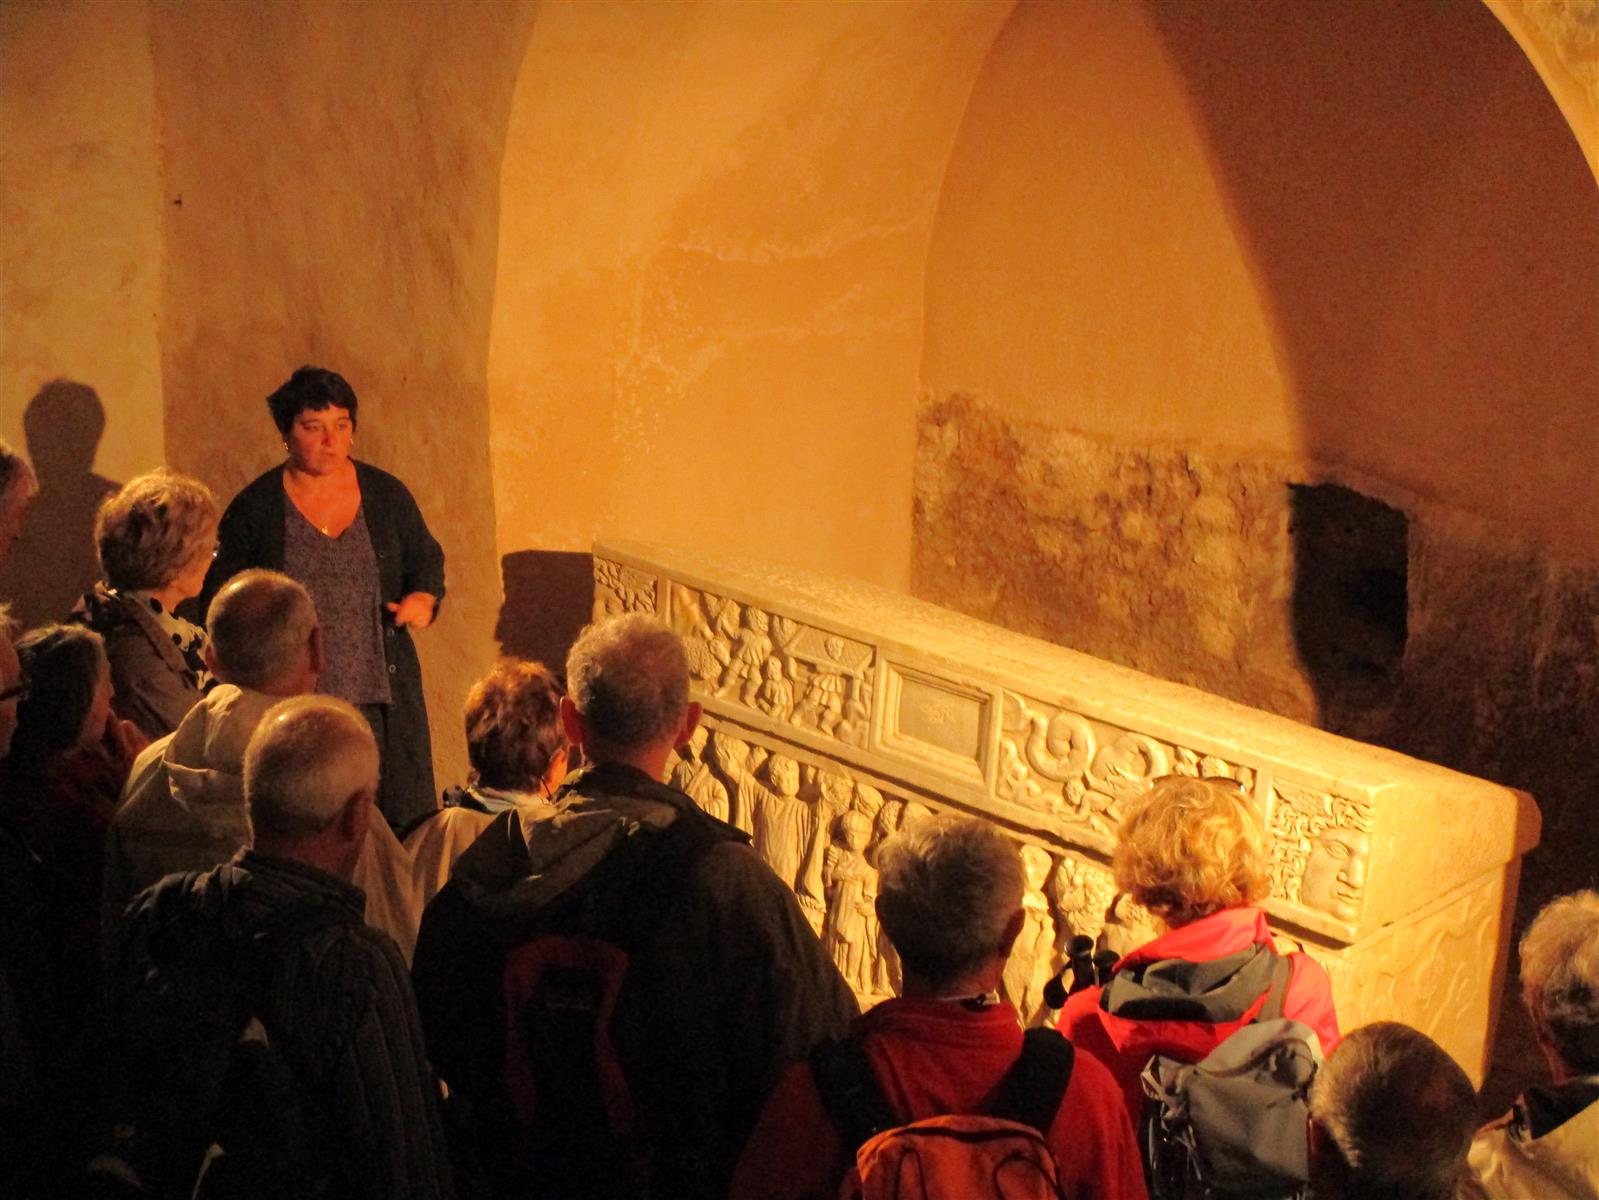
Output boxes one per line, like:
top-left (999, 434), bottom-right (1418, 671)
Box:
top-left (1289, 482), bottom-right (1408, 718)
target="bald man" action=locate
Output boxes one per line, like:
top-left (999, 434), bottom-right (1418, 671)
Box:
top-left (100, 697), bottom-right (452, 1199)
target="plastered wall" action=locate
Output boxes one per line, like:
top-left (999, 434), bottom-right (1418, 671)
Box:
top-left (922, 0), bottom-right (1598, 559)
top-left (150, 0), bottom-right (537, 784)
top-left (487, 0), bottom-right (1013, 595)
top-left (913, 5), bottom-right (1598, 1100)
top-left (0, 0), bottom-right (165, 479)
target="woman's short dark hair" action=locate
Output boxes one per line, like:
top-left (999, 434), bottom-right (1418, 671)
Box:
top-left (13, 624), bottom-right (105, 764)
top-left (464, 659), bottom-right (565, 792)
top-left (266, 366), bottom-right (359, 435)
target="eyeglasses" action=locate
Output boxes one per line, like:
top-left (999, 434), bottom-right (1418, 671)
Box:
top-left (0, 676), bottom-right (29, 704)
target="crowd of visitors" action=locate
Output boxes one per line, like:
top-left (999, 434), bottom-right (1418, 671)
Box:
top-left (0, 383), bottom-right (1593, 1199)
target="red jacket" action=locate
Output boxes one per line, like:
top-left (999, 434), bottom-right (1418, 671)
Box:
top-left (732, 995), bottom-right (1148, 1200)
top-left (1058, 906), bottom-right (1340, 1123)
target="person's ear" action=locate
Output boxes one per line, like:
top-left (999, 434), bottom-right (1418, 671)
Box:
top-left (673, 701), bottom-right (703, 750)
top-left (998, 907), bottom-right (1026, 959)
top-left (559, 696), bottom-right (585, 749)
top-left (340, 785), bottom-right (373, 844)
top-left (541, 744), bottom-right (572, 794)
top-left (307, 624), bottom-right (325, 677)
top-left (201, 640), bottom-right (220, 679)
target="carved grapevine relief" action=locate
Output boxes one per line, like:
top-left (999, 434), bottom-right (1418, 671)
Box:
top-left (592, 558), bottom-right (658, 618)
top-left (670, 583), bottom-right (874, 748)
top-left (1269, 780), bottom-right (1375, 924)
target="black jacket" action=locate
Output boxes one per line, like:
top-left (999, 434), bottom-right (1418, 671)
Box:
top-left (111, 850), bottom-right (454, 1199)
top-left (202, 461), bottom-right (445, 828)
top-left (413, 763), bottom-right (859, 1199)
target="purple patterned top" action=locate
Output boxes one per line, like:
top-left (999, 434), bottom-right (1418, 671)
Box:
top-left (282, 502), bottom-right (391, 706)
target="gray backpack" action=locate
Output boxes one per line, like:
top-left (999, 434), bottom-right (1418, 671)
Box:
top-left (1140, 958), bottom-right (1323, 1200)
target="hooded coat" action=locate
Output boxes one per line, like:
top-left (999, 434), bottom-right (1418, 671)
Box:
top-left (104, 684), bottom-right (422, 961)
top-left (412, 762), bottom-right (859, 1200)
top-left (109, 850), bottom-right (453, 1199)
top-left (1467, 1076), bottom-right (1599, 1199)
top-left (1058, 906), bottom-right (1340, 1123)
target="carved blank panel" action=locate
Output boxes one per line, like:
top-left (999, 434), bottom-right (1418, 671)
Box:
top-left (879, 664), bottom-right (991, 782)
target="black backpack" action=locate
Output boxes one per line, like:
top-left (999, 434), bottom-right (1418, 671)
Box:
top-left (86, 897), bottom-right (337, 1199)
top-left (495, 811), bottom-right (730, 1199)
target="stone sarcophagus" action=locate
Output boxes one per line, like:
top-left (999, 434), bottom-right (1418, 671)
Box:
top-left (593, 541), bottom-right (1540, 1082)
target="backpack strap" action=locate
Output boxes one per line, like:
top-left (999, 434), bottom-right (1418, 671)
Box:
top-left (991, 1027), bottom-right (1075, 1135)
top-left (811, 1035), bottom-right (900, 1154)
top-left (1255, 953), bottom-right (1294, 1022)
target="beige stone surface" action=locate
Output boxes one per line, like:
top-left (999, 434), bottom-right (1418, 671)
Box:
top-left (597, 541), bottom-right (1539, 1080)
top-left (1486, 0), bottom-right (1599, 182)
top-left (152, 0), bottom-right (537, 788)
top-left (487, 0), bottom-right (1012, 591)
top-left (923, 0), bottom-right (1599, 559)
top-left (0, 0), bottom-right (165, 480)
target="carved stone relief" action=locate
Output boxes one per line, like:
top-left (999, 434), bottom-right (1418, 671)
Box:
top-left (606, 542), bottom-right (1536, 1078)
top-left (998, 691), bottom-right (1263, 857)
top-left (1316, 874), bottom-right (1504, 1081)
top-left (592, 557), bottom-right (658, 617)
top-left (1000, 845), bottom-right (1060, 1026)
top-left (673, 723), bottom-right (1155, 1024)
top-left (667, 725), bottom-right (730, 826)
top-left (669, 582), bottom-right (874, 748)
top-left (1268, 780), bottom-right (1375, 924)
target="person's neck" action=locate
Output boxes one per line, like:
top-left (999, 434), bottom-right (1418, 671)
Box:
top-left (145, 582), bottom-right (190, 614)
top-left (214, 667), bottom-right (315, 699)
top-left (283, 460), bottom-right (354, 491)
top-left (252, 833), bottom-right (356, 881)
top-left (254, 670), bottom-right (317, 698)
top-left (588, 744), bottom-right (674, 783)
top-left (901, 965), bottom-right (1002, 1004)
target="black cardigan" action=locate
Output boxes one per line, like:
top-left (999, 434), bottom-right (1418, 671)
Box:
top-left (202, 461), bottom-right (446, 828)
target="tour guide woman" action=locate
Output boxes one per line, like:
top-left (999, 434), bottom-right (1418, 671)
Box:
top-left (203, 366), bottom-right (444, 831)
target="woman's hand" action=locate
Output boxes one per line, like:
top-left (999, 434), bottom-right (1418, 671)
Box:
top-left (386, 591), bottom-right (438, 630)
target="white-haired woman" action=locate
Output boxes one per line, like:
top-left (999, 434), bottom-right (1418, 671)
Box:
top-left (1468, 890), bottom-right (1599, 1198)
top-left (70, 469), bottom-right (217, 738)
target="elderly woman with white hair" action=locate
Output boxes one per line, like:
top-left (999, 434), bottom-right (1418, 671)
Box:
top-left (732, 814), bottom-right (1146, 1200)
top-left (70, 469), bottom-right (218, 738)
top-left (1467, 889), bottom-right (1599, 1198)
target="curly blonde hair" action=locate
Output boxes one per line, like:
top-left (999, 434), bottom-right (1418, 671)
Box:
top-left (95, 470), bottom-right (218, 592)
top-left (1112, 775), bottom-right (1269, 928)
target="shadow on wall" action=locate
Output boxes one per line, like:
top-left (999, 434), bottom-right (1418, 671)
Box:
top-left (1289, 483), bottom-right (1409, 726)
top-left (495, 550), bottom-right (595, 682)
top-left (1143, 0), bottom-right (1598, 548)
top-left (0, 382), bottom-right (120, 629)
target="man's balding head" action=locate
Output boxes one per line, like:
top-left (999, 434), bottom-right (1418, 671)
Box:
top-left (206, 569), bottom-right (320, 694)
top-left (244, 697), bottom-right (378, 874)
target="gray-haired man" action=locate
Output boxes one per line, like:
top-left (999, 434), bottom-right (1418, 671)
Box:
top-left (101, 697), bottom-right (453, 1198)
top-left (414, 613), bottom-right (857, 1200)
